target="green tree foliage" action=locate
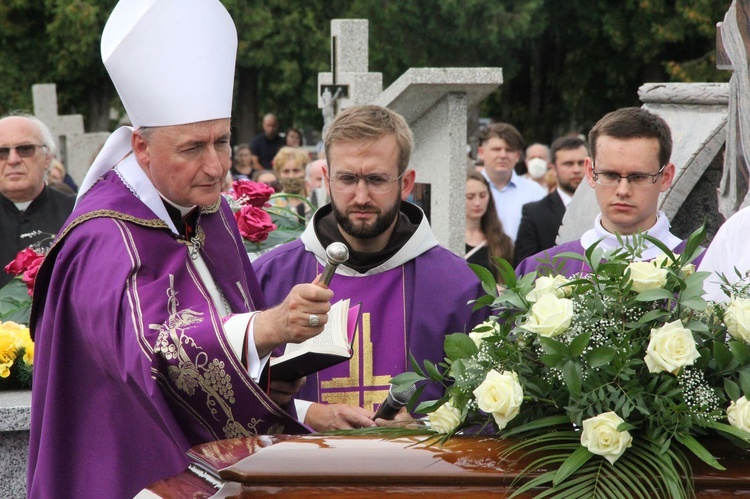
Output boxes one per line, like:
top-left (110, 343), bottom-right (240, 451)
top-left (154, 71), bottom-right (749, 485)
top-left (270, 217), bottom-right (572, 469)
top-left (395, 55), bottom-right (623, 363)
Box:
top-left (0, 0), bottom-right (732, 144)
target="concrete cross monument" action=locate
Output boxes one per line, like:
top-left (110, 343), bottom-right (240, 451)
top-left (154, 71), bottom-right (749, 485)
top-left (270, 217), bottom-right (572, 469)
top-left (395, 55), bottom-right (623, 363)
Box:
top-left (32, 83), bottom-right (110, 186)
top-left (319, 20), bottom-right (503, 255)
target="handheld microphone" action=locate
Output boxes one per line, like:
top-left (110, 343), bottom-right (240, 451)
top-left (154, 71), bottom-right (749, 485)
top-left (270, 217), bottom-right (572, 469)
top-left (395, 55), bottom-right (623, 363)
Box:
top-left (373, 384), bottom-right (416, 420)
top-left (320, 242), bottom-right (349, 287)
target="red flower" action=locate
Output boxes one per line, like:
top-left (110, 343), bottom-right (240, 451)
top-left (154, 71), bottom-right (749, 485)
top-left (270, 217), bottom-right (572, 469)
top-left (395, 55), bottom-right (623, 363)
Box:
top-left (21, 257), bottom-right (43, 296)
top-left (234, 205), bottom-right (277, 243)
top-left (5, 248), bottom-right (44, 277)
top-left (232, 180), bottom-right (275, 208)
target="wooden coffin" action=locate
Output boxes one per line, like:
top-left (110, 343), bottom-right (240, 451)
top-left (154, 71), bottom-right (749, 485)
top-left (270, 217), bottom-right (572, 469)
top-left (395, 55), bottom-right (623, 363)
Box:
top-left (141, 434), bottom-right (750, 498)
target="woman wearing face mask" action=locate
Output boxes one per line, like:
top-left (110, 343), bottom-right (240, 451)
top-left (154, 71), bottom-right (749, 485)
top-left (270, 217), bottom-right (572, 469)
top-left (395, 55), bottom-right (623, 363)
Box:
top-left (465, 170), bottom-right (514, 284)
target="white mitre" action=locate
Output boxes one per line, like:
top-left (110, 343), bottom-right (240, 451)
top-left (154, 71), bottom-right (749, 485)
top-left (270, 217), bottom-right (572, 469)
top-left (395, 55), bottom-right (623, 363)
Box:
top-left (77, 0), bottom-right (238, 200)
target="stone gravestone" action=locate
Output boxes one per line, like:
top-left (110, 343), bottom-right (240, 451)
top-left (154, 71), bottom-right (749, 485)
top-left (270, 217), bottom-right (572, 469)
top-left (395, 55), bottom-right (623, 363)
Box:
top-left (319, 20), bottom-right (502, 255)
top-left (32, 83), bottom-right (110, 187)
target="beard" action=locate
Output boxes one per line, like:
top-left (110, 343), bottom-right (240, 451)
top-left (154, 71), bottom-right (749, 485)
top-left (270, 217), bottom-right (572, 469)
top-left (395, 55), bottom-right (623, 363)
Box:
top-left (331, 194), bottom-right (401, 240)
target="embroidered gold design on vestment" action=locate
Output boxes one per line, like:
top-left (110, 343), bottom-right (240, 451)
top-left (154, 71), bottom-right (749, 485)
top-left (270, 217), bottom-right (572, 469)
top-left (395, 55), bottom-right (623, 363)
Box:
top-left (150, 275), bottom-right (257, 438)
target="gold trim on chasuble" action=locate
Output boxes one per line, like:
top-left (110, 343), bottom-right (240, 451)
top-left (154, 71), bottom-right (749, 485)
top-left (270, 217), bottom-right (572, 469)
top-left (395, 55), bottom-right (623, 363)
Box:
top-left (320, 267), bottom-right (408, 411)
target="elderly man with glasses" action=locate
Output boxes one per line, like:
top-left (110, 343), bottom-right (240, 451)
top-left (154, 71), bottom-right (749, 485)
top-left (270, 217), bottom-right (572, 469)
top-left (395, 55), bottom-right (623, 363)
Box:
top-left (516, 107), bottom-right (701, 277)
top-left (0, 113), bottom-right (75, 286)
top-left (254, 105), bottom-right (488, 431)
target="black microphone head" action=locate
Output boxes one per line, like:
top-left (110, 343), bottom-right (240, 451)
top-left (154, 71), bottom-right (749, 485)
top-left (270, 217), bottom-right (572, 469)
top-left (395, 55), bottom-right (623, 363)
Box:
top-left (389, 384), bottom-right (417, 406)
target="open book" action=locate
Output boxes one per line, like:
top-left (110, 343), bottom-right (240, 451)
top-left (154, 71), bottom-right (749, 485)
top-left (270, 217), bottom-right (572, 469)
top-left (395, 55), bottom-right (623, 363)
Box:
top-left (269, 299), bottom-right (360, 381)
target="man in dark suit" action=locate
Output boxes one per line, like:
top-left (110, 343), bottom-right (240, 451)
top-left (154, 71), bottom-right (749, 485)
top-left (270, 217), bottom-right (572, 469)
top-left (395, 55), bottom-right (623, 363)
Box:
top-left (514, 136), bottom-right (588, 266)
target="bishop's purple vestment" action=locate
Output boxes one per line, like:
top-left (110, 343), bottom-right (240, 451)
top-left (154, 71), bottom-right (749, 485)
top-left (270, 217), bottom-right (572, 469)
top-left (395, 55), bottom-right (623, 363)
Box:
top-left (28, 169), bottom-right (307, 498)
top-left (253, 203), bottom-right (489, 410)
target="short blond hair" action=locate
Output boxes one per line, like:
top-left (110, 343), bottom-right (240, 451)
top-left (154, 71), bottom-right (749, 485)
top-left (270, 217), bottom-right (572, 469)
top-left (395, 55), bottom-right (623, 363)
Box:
top-left (272, 146), bottom-right (309, 173)
top-left (324, 105), bottom-right (413, 174)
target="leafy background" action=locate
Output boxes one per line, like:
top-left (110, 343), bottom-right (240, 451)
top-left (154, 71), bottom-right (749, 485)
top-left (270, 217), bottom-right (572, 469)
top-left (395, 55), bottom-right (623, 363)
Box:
top-left (0, 0), bottom-right (731, 146)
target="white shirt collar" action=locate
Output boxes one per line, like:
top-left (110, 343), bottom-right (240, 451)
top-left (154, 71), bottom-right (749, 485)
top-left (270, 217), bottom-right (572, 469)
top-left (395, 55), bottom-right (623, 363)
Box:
top-left (579, 211), bottom-right (681, 260)
top-left (557, 188), bottom-right (573, 207)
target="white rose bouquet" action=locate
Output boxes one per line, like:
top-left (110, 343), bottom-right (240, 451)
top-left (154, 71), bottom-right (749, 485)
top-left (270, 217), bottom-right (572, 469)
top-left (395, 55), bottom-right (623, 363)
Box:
top-left (390, 228), bottom-right (750, 498)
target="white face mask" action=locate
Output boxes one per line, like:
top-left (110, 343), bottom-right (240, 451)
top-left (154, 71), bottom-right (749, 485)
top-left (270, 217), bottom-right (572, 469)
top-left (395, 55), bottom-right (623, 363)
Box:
top-left (527, 157), bottom-right (548, 179)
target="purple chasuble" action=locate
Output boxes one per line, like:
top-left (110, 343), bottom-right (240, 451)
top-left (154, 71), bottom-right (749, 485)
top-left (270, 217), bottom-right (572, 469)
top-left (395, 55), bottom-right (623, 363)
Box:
top-left (253, 210), bottom-right (489, 406)
top-left (28, 171), bottom-right (307, 499)
top-left (305, 268), bottom-right (407, 411)
top-left (516, 238), bottom-right (701, 277)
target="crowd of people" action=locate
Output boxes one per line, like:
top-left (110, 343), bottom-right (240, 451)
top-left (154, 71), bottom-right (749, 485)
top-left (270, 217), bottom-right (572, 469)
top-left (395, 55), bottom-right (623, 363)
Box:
top-left (0, 0), bottom-right (743, 497)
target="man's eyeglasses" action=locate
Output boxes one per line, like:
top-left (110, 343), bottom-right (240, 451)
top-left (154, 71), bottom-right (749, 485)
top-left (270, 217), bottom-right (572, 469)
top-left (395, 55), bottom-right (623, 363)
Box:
top-left (592, 165), bottom-right (665, 187)
top-left (0, 144), bottom-right (47, 161)
top-left (328, 172), bottom-right (405, 194)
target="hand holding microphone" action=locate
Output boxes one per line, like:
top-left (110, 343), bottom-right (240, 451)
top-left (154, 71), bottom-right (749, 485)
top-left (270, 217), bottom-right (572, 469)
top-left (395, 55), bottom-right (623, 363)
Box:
top-left (373, 384), bottom-right (417, 420)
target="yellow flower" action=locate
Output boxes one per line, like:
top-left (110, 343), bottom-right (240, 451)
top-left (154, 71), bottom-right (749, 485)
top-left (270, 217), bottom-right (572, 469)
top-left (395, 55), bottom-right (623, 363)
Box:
top-left (0, 330), bottom-right (18, 379)
top-left (0, 320), bottom-right (33, 375)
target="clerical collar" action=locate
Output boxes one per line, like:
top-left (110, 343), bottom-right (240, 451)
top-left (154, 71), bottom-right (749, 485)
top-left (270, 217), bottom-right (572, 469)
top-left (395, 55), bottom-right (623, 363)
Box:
top-left (579, 211), bottom-right (681, 260)
top-left (161, 197), bottom-right (199, 240)
top-left (315, 203), bottom-right (419, 273)
top-left (13, 200), bottom-right (33, 211)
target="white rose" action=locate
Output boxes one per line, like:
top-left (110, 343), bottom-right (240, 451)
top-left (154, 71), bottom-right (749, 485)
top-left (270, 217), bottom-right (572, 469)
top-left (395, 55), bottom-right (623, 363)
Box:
top-left (653, 253), bottom-right (676, 268)
top-left (580, 411), bottom-right (632, 464)
top-left (627, 261), bottom-right (668, 293)
top-left (469, 330), bottom-right (493, 349)
top-left (472, 370), bottom-right (523, 430)
top-left (522, 293), bottom-right (573, 337)
top-left (469, 319), bottom-right (500, 348)
top-left (644, 320), bottom-right (700, 375)
top-left (428, 400), bottom-right (462, 434)
top-left (727, 396), bottom-right (750, 433)
top-left (725, 298), bottom-right (750, 343)
top-left (526, 275), bottom-right (571, 302)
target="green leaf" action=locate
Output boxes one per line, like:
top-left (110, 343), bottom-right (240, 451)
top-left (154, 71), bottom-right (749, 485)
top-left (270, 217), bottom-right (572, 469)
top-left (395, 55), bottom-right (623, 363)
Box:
top-left (637, 308), bottom-right (670, 324)
top-left (444, 333), bottom-right (476, 361)
top-left (741, 369), bottom-right (750, 397)
top-left (634, 288), bottom-right (675, 302)
top-left (730, 341), bottom-right (750, 364)
top-left (389, 371), bottom-right (426, 386)
top-left (468, 263), bottom-right (498, 297)
top-left (725, 379), bottom-right (741, 402)
top-left (552, 445), bottom-right (594, 485)
top-left (538, 337), bottom-right (567, 356)
top-left (680, 297), bottom-right (707, 311)
top-left (493, 257), bottom-right (517, 289)
top-left (674, 433), bottom-right (724, 470)
top-left (563, 360), bottom-right (582, 397)
top-left (587, 346), bottom-right (617, 367)
top-left (423, 360), bottom-right (443, 382)
top-left (714, 341), bottom-right (733, 370)
top-left (540, 353), bottom-right (565, 368)
top-left (569, 332), bottom-right (591, 357)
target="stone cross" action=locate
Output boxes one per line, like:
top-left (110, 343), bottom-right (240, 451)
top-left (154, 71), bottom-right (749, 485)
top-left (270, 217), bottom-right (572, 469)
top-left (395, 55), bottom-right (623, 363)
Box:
top-left (714, 0), bottom-right (750, 218)
top-left (32, 83), bottom-right (109, 186)
top-left (319, 20), bottom-right (502, 255)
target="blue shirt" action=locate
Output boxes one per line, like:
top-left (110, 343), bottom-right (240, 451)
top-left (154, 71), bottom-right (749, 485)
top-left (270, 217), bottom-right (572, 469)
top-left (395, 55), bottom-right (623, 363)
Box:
top-left (482, 170), bottom-right (546, 242)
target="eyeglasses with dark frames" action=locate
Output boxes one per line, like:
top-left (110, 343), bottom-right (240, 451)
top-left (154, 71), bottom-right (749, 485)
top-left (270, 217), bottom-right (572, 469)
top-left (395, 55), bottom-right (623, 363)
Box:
top-left (592, 164), bottom-right (665, 187)
top-left (0, 144), bottom-right (47, 161)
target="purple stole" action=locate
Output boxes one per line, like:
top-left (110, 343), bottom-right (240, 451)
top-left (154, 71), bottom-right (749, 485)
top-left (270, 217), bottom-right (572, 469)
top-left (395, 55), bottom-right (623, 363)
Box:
top-left (300, 268), bottom-right (407, 411)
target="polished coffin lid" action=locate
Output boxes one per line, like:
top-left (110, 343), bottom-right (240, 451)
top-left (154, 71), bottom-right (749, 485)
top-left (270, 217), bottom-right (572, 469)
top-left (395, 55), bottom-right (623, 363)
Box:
top-left (185, 433), bottom-right (750, 489)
